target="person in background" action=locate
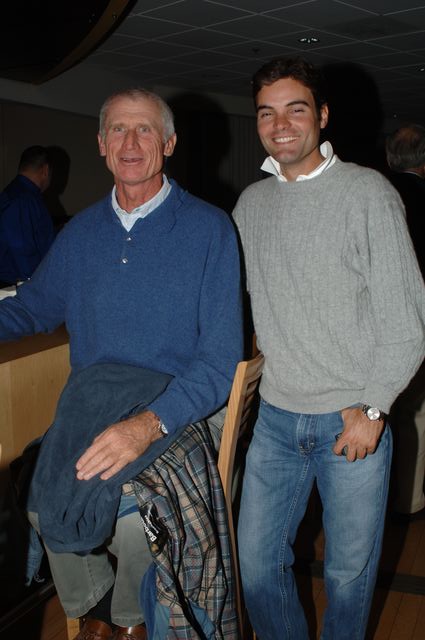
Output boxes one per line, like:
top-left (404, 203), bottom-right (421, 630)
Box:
top-left (233, 57), bottom-right (425, 640)
top-left (0, 145), bottom-right (55, 286)
top-left (0, 89), bottom-right (242, 640)
top-left (385, 124), bottom-right (425, 521)
top-left (385, 124), bottom-right (425, 278)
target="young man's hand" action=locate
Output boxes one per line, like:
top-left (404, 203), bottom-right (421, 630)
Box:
top-left (333, 407), bottom-right (385, 462)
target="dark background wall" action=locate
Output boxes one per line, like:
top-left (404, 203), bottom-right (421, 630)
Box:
top-left (0, 97), bottom-right (265, 220)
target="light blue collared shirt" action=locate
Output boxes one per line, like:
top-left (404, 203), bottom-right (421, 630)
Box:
top-left (112, 175), bottom-right (171, 231)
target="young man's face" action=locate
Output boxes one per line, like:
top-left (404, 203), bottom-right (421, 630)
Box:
top-left (256, 76), bottom-right (328, 181)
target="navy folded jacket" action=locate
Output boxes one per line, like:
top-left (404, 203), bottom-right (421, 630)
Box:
top-left (27, 362), bottom-right (186, 554)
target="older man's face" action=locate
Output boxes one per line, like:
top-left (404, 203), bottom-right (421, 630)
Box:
top-left (98, 95), bottom-right (176, 199)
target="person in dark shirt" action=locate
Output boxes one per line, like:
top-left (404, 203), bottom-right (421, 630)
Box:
top-left (0, 145), bottom-right (55, 286)
top-left (386, 123), bottom-right (425, 520)
top-left (386, 124), bottom-right (425, 278)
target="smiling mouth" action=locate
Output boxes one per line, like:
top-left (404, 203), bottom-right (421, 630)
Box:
top-left (273, 136), bottom-right (298, 144)
top-left (121, 156), bottom-right (143, 163)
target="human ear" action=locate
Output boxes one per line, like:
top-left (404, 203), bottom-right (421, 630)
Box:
top-left (164, 133), bottom-right (177, 157)
top-left (98, 132), bottom-right (106, 157)
top-left (320, 104), bottom-right (329, 129)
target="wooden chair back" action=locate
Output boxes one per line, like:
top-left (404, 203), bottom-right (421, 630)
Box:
top-left (217, 350), bottom-right (265, 638)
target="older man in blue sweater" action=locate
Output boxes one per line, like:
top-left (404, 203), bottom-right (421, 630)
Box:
top-left (0, 89), bottom-right (243, 640)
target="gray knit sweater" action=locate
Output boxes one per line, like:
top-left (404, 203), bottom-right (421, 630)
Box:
top-left (234, 158), bottom-right (425, 414)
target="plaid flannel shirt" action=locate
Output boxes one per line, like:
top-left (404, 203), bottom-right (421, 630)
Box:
top-left (133, 422), bottom-right (238, 639)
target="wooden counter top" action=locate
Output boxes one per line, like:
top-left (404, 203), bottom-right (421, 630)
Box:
top-left (0, 325), bottom-right (69, 364)
top-left (0, 325), bottom-right (71, 471)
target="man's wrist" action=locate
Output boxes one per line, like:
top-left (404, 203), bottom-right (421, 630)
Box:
top-left (135, 411), bottom-right (168, 439)
top-left (361, 404), bottom-right (386, 422)
top-left (152, 413), bottom-right (168, 437)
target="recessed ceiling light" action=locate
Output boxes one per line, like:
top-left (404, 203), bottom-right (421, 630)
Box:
top-left (298, 36), bottom-right (320, 45)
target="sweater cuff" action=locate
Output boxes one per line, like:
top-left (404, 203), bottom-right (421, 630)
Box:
top-left (146, 397), bottom-right (179, 434)
top-left (362, 382), bottom-right (398, 415)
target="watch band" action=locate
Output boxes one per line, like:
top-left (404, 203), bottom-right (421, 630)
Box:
top-left (362, 404), bottom-right (385, 421)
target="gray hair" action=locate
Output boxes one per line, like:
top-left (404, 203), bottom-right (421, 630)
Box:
top-left (386, 124), bottom-right (425, 172)
top-left (99, 88), bottom-right (175, 143)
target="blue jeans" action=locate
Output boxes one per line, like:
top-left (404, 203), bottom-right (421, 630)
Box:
top-left (238, 400), bottom-right (392, 640)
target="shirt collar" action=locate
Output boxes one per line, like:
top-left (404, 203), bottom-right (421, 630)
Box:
top-left (17, 174), bottom-right (41, 194)
top-left (403, 170), bottom-right (424, 178)
top-left (112, 175), bottom-right (171, 232)
top-left (261, 141), bottom-right (336, 182)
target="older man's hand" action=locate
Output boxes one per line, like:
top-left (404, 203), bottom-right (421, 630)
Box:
top-left (75, 410), bottom-right (162, 481)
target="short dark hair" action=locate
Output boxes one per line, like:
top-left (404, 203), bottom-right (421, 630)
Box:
top-left (252, 56), bottom-right (327, 117)
top-left (18, 145), bottom-right (50, 173)
top-left (385, 124), bottom-right (425, 172)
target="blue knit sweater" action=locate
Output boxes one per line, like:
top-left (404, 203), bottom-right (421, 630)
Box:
top-left (0, 181), bottom-right (243, 432)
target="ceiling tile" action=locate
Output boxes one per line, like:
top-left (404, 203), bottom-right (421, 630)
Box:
top-left (209, 0), bottom-right (303, 11)
top-left (130, 0), bottom-right (188, 13)
top-left (159, 28), bottom-right (247, 48)
top-left (268, 0), bottom-right (373, 27)
top-left (320, 41), bottom-right (396, 60)
top-left (265, 29), bottom-right (354, 49)
top-left (333, 0), bottom-right (424, 13)
top-left (88, 52), bottom-right (150, 68)
top-left (175, 49), bottom-right (245, 66)
top-left (215, 39), bottom-right (297, 59)
top-left (209, 15), bottom-right (308, 38)
top-left (118, 15), bottom-right (193, 38)
top-left (141, 0), bottom-right (251, 27)
top-left (393, 7), bottom-right (425, 29)
top-left (118, 40), bottom-right (197, 58)
top-left (131, 59), bottom-right (200, 74)
top-left (360, 51), bottom-right (424, 68)
top-left (369, 31), bottom-right (425, 51)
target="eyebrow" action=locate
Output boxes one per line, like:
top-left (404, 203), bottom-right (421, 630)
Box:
top-left (107, 121), bottom-right (150, 129)
top-left (256, 99), bottom-right (310, 113)
top-left (107, 121), bottom-right (125, 128)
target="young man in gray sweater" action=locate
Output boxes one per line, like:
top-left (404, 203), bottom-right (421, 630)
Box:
top-left (233, 57), bottom-right (425, 640)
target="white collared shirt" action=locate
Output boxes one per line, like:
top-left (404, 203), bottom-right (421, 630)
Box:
top-left (261, 141), bottom-right (336, 182)
top-left (112, 175), bottom-right (171, 231)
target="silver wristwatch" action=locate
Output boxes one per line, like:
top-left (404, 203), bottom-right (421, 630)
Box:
top-left (158, 418), bottom-right (168, 437)
top-left (362, 404), bottom-right (385, 421)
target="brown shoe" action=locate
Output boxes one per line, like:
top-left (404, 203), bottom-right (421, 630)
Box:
top-left (74, 618), bottom-right (113, 640)
top-left (111, 625), bottom-right (147, 640)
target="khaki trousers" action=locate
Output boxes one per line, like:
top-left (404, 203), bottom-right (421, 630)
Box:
top-left (28, 497), bottom-right (151, 626)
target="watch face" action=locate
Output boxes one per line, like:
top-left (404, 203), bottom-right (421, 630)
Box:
top-left (367, 407), bottom-right (381, 420)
